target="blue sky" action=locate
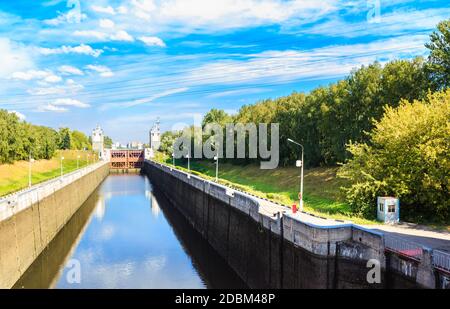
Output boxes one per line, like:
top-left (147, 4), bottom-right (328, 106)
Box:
top-left (0, 0), bottom-right (448, 143)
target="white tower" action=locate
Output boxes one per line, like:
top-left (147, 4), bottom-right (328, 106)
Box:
top-left (149, 119), bottom-right (161, 151)
top-left (92, 125), bottom-right (104, 154)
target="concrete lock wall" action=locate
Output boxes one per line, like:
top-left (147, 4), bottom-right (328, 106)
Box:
top-left (0, 162), bottom-right (109, 288)
top-left (143, 160), bottom-right (441, 289)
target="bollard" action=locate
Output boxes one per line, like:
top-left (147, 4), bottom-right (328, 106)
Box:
top-left (292, 204), bottom-right (298, 214)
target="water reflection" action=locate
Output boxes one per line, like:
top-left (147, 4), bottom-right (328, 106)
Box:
top-left (14, 174), bottom-right (246, 289)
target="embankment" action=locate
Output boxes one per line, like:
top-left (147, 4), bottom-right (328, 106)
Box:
top-left (143, 160), bottom-right (449, 289)
top-left (0, 162), bottom-right (109, 288)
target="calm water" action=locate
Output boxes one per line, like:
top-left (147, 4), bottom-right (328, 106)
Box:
top-left (14, 174), bottom-right (246, 289)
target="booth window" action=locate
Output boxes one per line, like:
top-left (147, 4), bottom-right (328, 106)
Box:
top-left (388, 204), bottom-right (396, 213)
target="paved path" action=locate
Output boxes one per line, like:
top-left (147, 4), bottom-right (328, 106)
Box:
top-left (363, 223), bottom-right (450, 252)
top-left (253, 194), bottom-right (450, 252)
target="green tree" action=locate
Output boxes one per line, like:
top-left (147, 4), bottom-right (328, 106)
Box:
top-left (426, 19), bottom-right (450, 89)
top-left (202, 109), bottom-right (232, 128)
top-left (58, 128), bottom-right (72, 150)
top-left (159, 131), bottom-right (182, 155)
top-left (339, 90), bottom-right (450, 221)
top-left (71, 130), bottom-right (91, 150)
top-left (104, 136), bottom-right (113, 149)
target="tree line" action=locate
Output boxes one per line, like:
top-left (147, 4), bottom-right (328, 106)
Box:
top-left (0, 110), bottom-right (97, 164)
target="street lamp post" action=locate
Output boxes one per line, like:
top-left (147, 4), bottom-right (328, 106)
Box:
top-left (172, 152), bottom-right (175, 167)
top-left (214, 147), bottom-right (219, 182)
top-left (288, 138), bottom-right (304, 212)
top-left (28, 152), bottom-right (34, 188)
top-left (60, 156), bottom-right (65, 177)
top-left (186, 153), bottom-right (190, 173)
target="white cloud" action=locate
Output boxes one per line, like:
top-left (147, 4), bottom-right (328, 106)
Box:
top-left (86, 65), bottom-right (114, 77)
top-left (126, 0), bottom-right (337, 32)
top-left (39, 104), bottom-right (68, 112)
top-left (11, 70), bottom-right (50, 81)
top-left (39, 44), bottom-right (103, 57)
top-left (99, 19), bottom-right (115, 29)
top-left (91, 5), bottom-right (116, 15)
top-left (39, 98), bottom-right (90, 112)
top-left (27, 81), bottom-right (84, 96)
top-left (53, 98), bottom-right (90, 108)
top-left (139, 36), bottom-right (166, 47)
top-left (110, 30), bottom-right (134, 42)
top-left (0, 38), bottom-right (34, 78)
top-left (9, 110), bottom-right (26, 120)
top-left (43, 74), bottom-right (62, 83)
top-left (58, 65), bottom-right (84, 76)
top-left (11, 70), bottom-right (62, 84)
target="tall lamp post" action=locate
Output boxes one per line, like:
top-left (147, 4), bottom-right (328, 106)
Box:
top-left (186, 153), bottom-right (190, 173)
top-left (28, 152), bottom-right (34, 188)
top-left (213, 142), bottom-right (219, 182)
top-left (172, 152), bottom-right (175, 167)
top-left (288, 138), bottom-right (304, 212)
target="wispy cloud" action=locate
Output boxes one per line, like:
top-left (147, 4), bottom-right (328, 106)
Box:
top-left (39, 98), bottom-right (90, 112)
top-left (39, 44), bottom-right (103, 57)
top-left (100, 87), bottom-right (189, 110)
top-left (139, 36), bottom-right (166, 47)
top-left (86, 65), bottom-right (114, 77)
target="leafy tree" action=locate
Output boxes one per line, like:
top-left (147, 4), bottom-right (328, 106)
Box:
top-left (71, 130), bottom-right (91, 150)
top-left (426, 19), bottom-right (450, 89)
top-left (339, 90), bottom-right (450, 221)
top-left (159, 130), bottom-right (182, 155)
top-left (202, 109), bottom-right (232, 128)
top-left (58, 128), bottom-right (72, 150)
top-left (0, 110), bottom-right (59, 163)
top-left (104, 136), bottom-right (113, 149)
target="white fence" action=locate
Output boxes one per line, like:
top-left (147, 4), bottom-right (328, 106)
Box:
top-left (0, 161), bottom-right (108, 222)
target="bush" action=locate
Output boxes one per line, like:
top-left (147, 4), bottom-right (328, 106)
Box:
top-left (339, 90), bottom-right (450, 222)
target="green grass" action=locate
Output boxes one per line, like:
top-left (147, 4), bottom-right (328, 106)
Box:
top-left (0, 150), bottom-right (96, 197)
top-left (155, 152), bottom-right (376, 225)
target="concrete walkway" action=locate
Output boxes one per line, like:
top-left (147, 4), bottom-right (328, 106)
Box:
top-left (363, 223), bottom-right (450, 252)
top-left (253, 194), bottom-right (450, 252)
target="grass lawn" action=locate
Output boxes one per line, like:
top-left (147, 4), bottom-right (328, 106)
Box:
top-left (155, 153), bottom-right (376, 225)
top-left (0, 150), bottom-right (96, 197)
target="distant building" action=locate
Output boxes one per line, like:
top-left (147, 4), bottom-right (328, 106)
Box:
top-left (149, 119), bottom-right (161, 151)
top-left (126, 141), bottom-right (144, 150)
top-left (92, 125), bottom-right (104, 155)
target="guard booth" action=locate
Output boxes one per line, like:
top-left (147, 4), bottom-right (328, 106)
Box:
top-left (377, 197), bottom-right (400, 224)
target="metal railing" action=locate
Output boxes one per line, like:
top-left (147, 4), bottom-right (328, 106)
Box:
top-left (433, 250), bottom-right (450, 272)
top-left (384, 235), bottom-right (423, 260)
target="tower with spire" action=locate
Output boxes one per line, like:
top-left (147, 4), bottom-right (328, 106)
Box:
top-left (149, 118), bottom-right (161, 151)
top-left (92, 124), bottom-right (104, 154)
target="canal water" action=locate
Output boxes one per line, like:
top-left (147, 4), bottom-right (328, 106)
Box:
top-left (14, 174), bottom-right (246, 289)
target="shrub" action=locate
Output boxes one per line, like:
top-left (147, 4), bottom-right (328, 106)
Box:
top-left (339, 90), bottom-right (450, 222)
